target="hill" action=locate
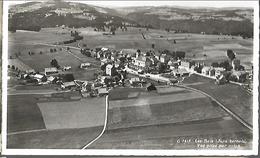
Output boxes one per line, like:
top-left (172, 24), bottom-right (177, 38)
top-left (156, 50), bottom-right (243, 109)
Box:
top-left (122, 6), bottom-right (253, 38)
top-left (8, 0), bottom-right (137, 32)
top-left (9, 1), bottom-right (254, 38)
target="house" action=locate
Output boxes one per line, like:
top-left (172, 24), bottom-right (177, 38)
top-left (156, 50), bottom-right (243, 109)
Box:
top-left (101, 58), bottom-right (109, 66)
top-left (134, 56), bottom-right (152, 70)
top-left (232, 59), bottom-right (240, 70)
top-left (215, 74), bottom-right (227, 85)
top-left (61, 81), bottom-right (76, 89)
top-left (160, 54), bottom-right (170, 63)
top-left (26, 69), bottom-right (36, 74)
top-left (129, 77), bottom-right (140, 84)
top-left (106, 64), bottom-right (117, 76)
top-left (47, 76), bottom-right (55, 83)
top-left (172, 68), bottom-right (189, 77)
top-left (215, 67), bottom-right (226, 77)
top-left (179, 61), bottom-right (191, 70)
top-left (120, 49), bottom-right (137, 56)
top-left (232, 71), bottom-right (248, 83)
top-left (63, 66), bottom-right (71, 71)
top-left (202, 66), bottom-right (211, 76)
top-left (80, 63), bottom-right (91, 69)
top-left (98, 88), bottom-right (109, 96)
top-left (44, 67), bottom-right (58, 76)
top-left (209, 69), bottom-right (215, 77)
top-left (168, 59), bottom-right (180, 70)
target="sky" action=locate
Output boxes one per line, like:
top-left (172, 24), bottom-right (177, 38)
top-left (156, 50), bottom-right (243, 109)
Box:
top-left (7, 0), bottom-right (256, 8)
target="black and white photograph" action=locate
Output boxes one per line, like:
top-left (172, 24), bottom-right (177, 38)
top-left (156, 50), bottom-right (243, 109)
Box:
top-left (1, 0), bottom-right (259, 156)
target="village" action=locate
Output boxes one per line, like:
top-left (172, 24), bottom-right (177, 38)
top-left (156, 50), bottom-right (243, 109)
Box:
top-left (8, 42), bottom-right (253, 98)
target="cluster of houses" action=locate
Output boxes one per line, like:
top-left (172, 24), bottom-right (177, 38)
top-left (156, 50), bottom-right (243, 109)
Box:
top-left (84, 46), bottom-right (252, 85)
top-left (12, 44), bottom-right (252, 99)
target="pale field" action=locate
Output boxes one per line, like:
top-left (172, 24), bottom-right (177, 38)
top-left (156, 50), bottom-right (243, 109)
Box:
top-left (38, 97), bottom-right (106, 130)
top-left (109, 90), bottom-right (206, 108)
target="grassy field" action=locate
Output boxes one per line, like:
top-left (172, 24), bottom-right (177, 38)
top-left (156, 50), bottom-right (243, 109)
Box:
top-left (7, 94), bottom-right (46, 133)
top-left (8, 126), bottom-right (103, 149)
top-left (38, 97), bottom-right (106, 130)
top-left (107, 87), bottom-right (228, 130)
top-left (92, 86), bottom-right (251, 149)
top-left (7, 92), bottom-right (106, 149)
top-left (183, 74), bottom-right (253, 125)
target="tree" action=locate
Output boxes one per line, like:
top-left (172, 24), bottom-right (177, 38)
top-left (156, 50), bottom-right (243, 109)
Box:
top-left (211, 62), bottom-right (219, 67)
top-left (152, 44), bottom-right (155, 49)
top-left (173, 40), bottom-right (176, 44)
top-left (50, 59), bottom-right (59, 68)
top-left (219, 60), bottom-right (232, 71)
top-left (157, 63), bottom-right (167, 73)
top-left (175, 51), bottom-right (185, 59)
top-left (227, 49), bottom-right (236, 61)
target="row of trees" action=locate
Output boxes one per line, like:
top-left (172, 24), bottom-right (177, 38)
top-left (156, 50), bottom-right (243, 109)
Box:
top-left (160, 49), bottom-right (186, 59)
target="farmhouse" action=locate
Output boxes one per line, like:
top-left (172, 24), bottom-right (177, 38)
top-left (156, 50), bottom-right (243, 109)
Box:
top-left (134, 56), bottom-right (152, 70)
top-left (44, 67), bottom-right (58, 76)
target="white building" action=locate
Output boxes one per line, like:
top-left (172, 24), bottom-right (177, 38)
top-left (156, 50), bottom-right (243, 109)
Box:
top-left (106, 64), bottom-right (116, 76)
top-left (202, 66), bottom-right (211, 76)
top-left (44, 67), bottom-right (58, 76)
top-left (80, 63), bottom-right (91, 69)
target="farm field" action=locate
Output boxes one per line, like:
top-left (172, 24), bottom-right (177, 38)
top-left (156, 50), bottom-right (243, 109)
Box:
top-left (89, 87), bottom-right (251, 149)
top-left (107, 87), bottom-right (228, 130)
top-left (8, 126), bottom-right (103, 149)
top-left (7, 93), bottom-right (106, 149)
top-left (183, 74), bottom-right (253, 126)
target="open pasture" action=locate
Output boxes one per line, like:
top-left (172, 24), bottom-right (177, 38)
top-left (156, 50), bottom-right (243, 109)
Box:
top-left (9, 28), bottom-right (73, 45)
top-left (183, 74), bottom-right (253, 125)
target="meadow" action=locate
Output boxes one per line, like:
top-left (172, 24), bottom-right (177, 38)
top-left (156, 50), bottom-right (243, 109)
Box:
top-left (183, 74), bottom-right (253, 125)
